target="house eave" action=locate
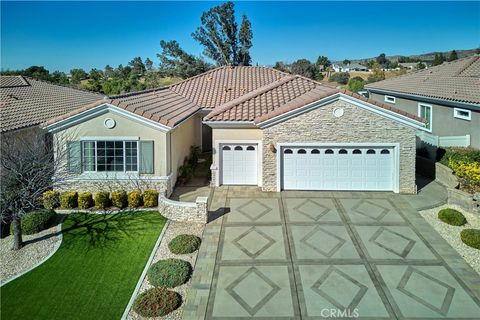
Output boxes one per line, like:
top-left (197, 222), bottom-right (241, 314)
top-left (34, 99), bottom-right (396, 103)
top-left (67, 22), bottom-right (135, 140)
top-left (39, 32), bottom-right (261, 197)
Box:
top-left (202, 120), bottom-right (257, 129)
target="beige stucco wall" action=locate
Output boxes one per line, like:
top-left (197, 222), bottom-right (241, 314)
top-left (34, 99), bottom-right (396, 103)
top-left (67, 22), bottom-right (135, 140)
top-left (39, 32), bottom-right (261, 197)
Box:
top-left (261, 100), bottom-right (417, 194)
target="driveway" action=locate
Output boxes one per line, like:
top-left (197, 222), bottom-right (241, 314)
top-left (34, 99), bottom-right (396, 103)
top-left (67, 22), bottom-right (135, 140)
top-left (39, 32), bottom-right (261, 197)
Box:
top-left (184, 187), bottom-right (480, 319)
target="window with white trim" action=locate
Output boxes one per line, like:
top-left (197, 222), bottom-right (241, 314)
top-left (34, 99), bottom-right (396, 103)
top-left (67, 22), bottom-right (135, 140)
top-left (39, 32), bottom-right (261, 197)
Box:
top-left (384, 95), bottom-right (396, 104)
top-left (82, 140), bottom-right (138, 172)
top-left (418, 103), bottom-right (432, 132)
top-left (453, 108), bottom-right (471, 121)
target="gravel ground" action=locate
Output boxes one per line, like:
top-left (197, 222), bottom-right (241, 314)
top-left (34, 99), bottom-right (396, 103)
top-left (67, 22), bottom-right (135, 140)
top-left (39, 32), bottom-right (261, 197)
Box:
top-left (0, 217), bottom-right (63, 284)
top-left (419, 204), bottom-right (480, 275)
top-left (128, 221), bottom-right (205, 320)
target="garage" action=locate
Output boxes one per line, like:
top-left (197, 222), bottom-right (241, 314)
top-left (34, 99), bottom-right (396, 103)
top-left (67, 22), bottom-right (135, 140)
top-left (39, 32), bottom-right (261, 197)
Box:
top-left (221, 144), bottom-right (258, 185)
top-left (281, 146), bottom-right (395, 191)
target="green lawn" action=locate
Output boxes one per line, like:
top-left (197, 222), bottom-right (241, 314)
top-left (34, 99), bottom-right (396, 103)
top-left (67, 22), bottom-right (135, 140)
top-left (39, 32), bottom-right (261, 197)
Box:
top-left (1, 211), bottom-right (166, 320)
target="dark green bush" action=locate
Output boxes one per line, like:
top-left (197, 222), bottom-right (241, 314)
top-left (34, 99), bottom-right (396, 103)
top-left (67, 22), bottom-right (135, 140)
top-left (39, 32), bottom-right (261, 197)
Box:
top-left (94, 191), bottom-right (110, 209)
top-left (168, 234), bottom-right (201, 254)
top-left (143, 189), bottom-right (159, 207)
top-left (111, 190), bottom-right (127, 209)
top-left (43, 190), bottom-right (60, 209)
top-left (147, 259), bottom-right (191, 288)
top-left (438, 208), bottom-right (467, 226)
top-left (329, 72), bottom-right (350, 84)
top-left (10, 209), bottom-right (57, 235)
top-left (127, 190), bottom-right (143, 208)
top-left (60, 191), bottom-right (78, 209)
top-left (132, 287), bottom-right (181, 317)
top-left (460, 229), bottom-right (480, 250)
top-left (78, 192), bottom-right (94, 209)
top-left (437, 147), bottom-right (480, 167)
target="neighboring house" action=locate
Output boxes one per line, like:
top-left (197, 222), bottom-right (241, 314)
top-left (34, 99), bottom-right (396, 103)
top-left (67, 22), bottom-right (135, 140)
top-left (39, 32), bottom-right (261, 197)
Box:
top-left (366, 56), bottom-right (480, 148)
top-left (0, 76), bottom-right (103, 138)
top-left (44, 66), bottom-right (426, 195)
top-left (332, 63), bottom-right (368, 72)
top-left (398, 62), bottom-right (418, 70)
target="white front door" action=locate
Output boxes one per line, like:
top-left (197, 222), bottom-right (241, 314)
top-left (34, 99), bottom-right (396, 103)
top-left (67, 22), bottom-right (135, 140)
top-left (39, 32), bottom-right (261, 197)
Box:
top-left (221, 144), bottom-right (258, 185)
top-left (282, 146), bottom-right (394, 191)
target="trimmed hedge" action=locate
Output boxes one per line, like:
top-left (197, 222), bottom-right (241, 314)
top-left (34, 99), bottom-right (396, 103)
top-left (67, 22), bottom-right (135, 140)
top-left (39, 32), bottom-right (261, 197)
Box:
top-left (147, 259), bottom-right (191, 288)
top-left (128, 190), bottom-right (143, 208)
top-left (43, 190), bottom-right (60, 209)
top-left (78, 192), bottom-right (94, 209)
top-left (111, 190), bottom-right (127, 209)
top-left (438, 208), bottom-right (467, 226)
top-left (168, 234), bottom-right (201, 254)
top-left (60, 191), bottom-right (78, 209)
top-left (132, 287), bottom-right (181, 318)
top-left (94, 192), bottom-right (110, 209)
top-left (10, 209), bottom-right (57, 235)
top-left (460, 229), bottom-right (480, 250)
top-left (143, 189), bottom-right (159, 208)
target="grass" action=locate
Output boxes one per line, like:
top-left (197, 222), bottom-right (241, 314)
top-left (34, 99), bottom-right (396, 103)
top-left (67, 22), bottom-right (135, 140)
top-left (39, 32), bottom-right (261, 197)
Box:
top-left (0, 211), bottom-right (166, 320)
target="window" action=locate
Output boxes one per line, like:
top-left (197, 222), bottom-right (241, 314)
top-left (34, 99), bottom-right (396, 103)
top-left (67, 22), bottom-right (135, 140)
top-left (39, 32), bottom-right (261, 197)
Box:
top-left (384, 95), bottom-right (396, 104)
top-left (81, 140), bottom-right (138, 172)
top-left (284, 149), bottom-right (293, 154)
top-left (246, 146), bottom-right (255, 151)
top-left (352, 149), bottom-right (362, 154)
top-left (222, 146), bottom-right (231, 151)
top-left (381, 149), bottom-right (390, 154)
top-left (297, 149), bottom-right (307, 154)
top-left (311, 149), bottom-right (320, 154)
top-left (367, 149), bottom-right (376, 154)
top-left (418, 103), bottom-right (432, 132)
top-left (453, 108), bottom-right (471, 121)
top-left (339, 149), bottom-right (348, 154)
top-left (234, 146), bottom-right (243, 151)
top-left (325, 149), bottom-right (334, 154)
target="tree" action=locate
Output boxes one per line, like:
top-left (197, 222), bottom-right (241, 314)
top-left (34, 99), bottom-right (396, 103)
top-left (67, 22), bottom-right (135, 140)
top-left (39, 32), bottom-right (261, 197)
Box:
top-left (104, 65), bottom-right (115, 79)
top-left (448, 50), bottom-right (458, 61)
top-left (70, 68), bottom-right (88, 85)
top-left (50, 71), bottom-right (69, 85)
top-left (145, 58), bottom-right (154, 71)
top-left (290, 59), bottom-right (316, 79)
top-left (85, 68), bottom-right (104, 92)
top-left (1, 131), bottom-right (70, 250)
top-left (376, 53), bottom-right (388, 65)
top-left (273, 61), bottom-right (289, 72)
top-left (329, 72), bottom-right (350, 85)
top-left (129, 57), bottom-right (146, 76)
top-left (343, 59), bottom-right (351, 65)
top-left (416, 62), bottom-right (426, 70)
top-left (23, 66), bottom-right (50, 81)
top-left (192, 1), bottom-right (253, 66)
top-left (433, 53), bottom-right (445, 66)
top-left (316, 56), bottom-right (331, 68)
top-left (157, 40), bottom-right (212, 78)
top-left (347, 76), bottom-right (366, 92)
top-left (367, 62), bottom-right (386, 83)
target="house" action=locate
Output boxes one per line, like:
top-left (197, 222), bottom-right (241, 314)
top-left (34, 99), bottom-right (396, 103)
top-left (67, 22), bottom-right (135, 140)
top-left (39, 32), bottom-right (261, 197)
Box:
top-left (398, 62), bottom-right (418, 70)
top-left (0, 76), bottom-right (103, 138)
top-left (43, 66), bottom-right (426, 195)
top-left (366, 56), bottom-right (480, 148)
top-left (332, 63), bottom-right (368, 72)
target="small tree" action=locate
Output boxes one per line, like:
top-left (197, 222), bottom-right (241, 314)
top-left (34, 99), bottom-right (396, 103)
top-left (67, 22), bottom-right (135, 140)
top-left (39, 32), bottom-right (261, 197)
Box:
top-left (347, 76), bottom-right (366, 92)
top-left (290, 59), bottom-right (316, 79)
top-left (433, 53), bottom-right (445, 66)
top-left (343, 59), bottom-right (351, 65)
top-left (416, 62), bottom-right (426, 70)
top-left (448, 50), bottom-right (458, 61)
top-left (329, 72), bottom-right (350, 85)
top-left (316, 56), bottom-right (331, 70)
top-left (367, 62), bottom-right (386, 83)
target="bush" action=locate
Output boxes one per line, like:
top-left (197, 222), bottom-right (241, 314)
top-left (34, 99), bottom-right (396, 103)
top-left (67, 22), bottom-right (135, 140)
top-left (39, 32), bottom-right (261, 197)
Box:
top-left (437, 147), bottom-right (480, 166)
top-left (143, 189), bottom-right (159, 207)
top-left (10, 209), bottom-right (57, 235)
top-left (438, 208), bottom-right (467, 226)
top-left (147, 259), bottom-right (191, 288)
top-left (460, 229), bottom-right (480, 250)
top-left (60, 191), bottom-right (78, 209)
top-left (168, 234), bottom-right (201, 254)
top-left (78, 192), bottom-right (94, 209)
top-left (448, 159), bottom-right (480, 189)
top-left (94, 191), bottom-right (110, 209)
top-left (328, 72), bottom-right (350, 84)
top-left (128, 190), bottom-right (143, 208)
top-left (188, 145), bottom-right (201, 168)
top-left (347, 76), bottom-right (366, 92)
top-left (111, 190), bottom-right (128, 209)
top-left (132, 287), bottom-right (181, 318)
top-left (43, 190), bottom-right (60, 209)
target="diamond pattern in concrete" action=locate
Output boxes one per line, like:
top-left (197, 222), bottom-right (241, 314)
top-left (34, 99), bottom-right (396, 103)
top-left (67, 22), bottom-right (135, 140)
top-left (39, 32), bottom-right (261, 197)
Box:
top-left (369, 227), bottom-right (416, 258)
top-left (232, 226), bottom-right (276, 259)
top-left (284, 198), bottom-right (341, 223)
top-left (227, 198), bottom-right (281, 223)
top-left (301, 226), bottom-right (346, 258)
top-left (294, 199), bottom-right (330, 221)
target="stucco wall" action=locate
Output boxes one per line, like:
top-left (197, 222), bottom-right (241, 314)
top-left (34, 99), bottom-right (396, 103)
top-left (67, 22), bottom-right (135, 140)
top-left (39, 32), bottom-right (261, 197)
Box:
top-left (262, 100), bottom-right (417, 194)
top-left (369, 92), bottom-right (480, 148)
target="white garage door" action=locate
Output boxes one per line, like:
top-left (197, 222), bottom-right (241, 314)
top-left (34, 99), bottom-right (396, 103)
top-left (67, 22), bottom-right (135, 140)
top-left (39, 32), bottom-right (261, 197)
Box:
top-left (221, 144), bottom-right (258, 185)
top-left (282, 146), bottom-right (394, 191)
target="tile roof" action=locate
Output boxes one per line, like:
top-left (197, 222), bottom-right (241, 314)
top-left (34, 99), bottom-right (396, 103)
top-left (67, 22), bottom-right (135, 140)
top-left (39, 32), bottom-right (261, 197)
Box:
top-left (366, 55), bottom-right (480, 105)
top-left (44, 66), bottom-right (424, 129)
top-left (1, 76), bottom-right (104, 132)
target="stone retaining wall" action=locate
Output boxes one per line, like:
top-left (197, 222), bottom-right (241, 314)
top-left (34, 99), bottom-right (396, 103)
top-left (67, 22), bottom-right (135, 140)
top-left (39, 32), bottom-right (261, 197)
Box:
top-left (158, 192), bottom-right (209, 224)
top-left (447, 188), bottom-right (479, 216)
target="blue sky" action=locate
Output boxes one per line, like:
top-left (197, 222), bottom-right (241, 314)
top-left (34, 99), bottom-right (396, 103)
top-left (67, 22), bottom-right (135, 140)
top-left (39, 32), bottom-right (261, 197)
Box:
top-left (1, 1), bottom-right (479, 72)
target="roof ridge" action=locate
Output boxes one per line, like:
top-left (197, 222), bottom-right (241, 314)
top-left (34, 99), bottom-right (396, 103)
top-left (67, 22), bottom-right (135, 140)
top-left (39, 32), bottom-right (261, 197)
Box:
top-left (109, 86), bottom-right (169, 99)
top-left (168, 66), bottom-right (226, 90)
top-left (21, 76), bottom-right (104, 96)
top-left (454, 55), bottom-right (480, 76)
top-left (206, 74), bottom-right (297, 119)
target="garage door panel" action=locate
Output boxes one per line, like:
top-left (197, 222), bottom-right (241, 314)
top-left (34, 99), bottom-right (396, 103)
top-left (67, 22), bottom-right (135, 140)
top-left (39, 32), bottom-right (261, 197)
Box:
top-left (221, 144), bottom-right (258, 185)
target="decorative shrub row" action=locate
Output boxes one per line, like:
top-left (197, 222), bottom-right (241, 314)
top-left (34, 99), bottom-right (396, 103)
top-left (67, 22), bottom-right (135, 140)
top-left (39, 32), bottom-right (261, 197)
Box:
top-left (10, 209), bottom-right (57, 235)
top-left (132, 287), bottom-right (181, 318)
top-left (147, 258), bottom-right (191, 288)
top-left (42, 189), bottom-right (159, 210)
top-left (438, 208), bottom-right (467, 226)
top-left (168, 234), bottom-right (202, 254)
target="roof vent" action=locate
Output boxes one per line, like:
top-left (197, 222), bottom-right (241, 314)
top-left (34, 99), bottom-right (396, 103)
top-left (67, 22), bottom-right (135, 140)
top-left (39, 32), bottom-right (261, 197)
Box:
top-left (224, 86), bottom-right (233, 92)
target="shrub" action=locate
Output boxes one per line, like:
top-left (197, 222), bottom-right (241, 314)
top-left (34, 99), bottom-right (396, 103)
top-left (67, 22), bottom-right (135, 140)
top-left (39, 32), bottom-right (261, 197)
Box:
top-left (449, 159), bottom-right (480, 189)
top-left (59, 191), bottom-right (78, 209)
top-left (328, 72), bottom-right (350, 84)
top-left (460, 229), bottom-right (480, 250)
top-left (168, 234), bottom-right (201, 254)
top-left (111, 190), bottom-right (128, 209)
top-left (347, 76), bottom-right (366, 92)
top-left (10, 209), bottom-right (57, 235)
top-left (147, 259), bottom-right (191, 288)
top-left (438, 208), bottom-right (467, 226)
top-left (128, 190), bottom-right (143, 208)
top-left (143, 189), bottom-right (159, 207)
top-left (78, 192), bottom-right (94, 209)
top-left (437, 147), bottom-right (480, 166)
top-left (132, 287), bottom-right (181, 317)
top-left (188, 145), bottom-right (201, 168)
top-left (43, 190), bottom-right (60, 209)
top-left (94, 191), bottom-right (110, 209)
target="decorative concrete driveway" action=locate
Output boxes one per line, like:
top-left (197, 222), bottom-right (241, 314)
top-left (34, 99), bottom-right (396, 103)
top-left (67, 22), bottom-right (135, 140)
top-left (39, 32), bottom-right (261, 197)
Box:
top-left (184, 187), bottom-right (480, 319)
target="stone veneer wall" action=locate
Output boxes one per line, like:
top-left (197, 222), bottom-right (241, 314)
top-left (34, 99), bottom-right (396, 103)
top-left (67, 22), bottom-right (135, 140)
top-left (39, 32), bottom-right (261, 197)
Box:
top-left (262, 100), bottom-right (417, 194)
top-left (158, 192), bottom-right (209, 224)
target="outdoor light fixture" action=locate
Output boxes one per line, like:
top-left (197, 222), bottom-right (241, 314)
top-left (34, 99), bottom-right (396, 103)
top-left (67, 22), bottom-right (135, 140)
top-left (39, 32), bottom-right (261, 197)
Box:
top-left (268, 143), bottom-right (276, 153)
